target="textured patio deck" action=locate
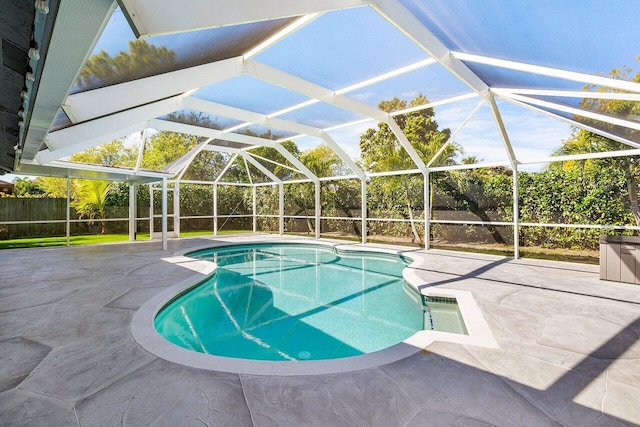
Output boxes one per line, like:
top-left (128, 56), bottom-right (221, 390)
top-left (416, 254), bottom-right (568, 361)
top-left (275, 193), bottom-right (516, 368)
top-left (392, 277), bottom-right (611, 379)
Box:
top-left (1, 235), bottom-right (639, 426)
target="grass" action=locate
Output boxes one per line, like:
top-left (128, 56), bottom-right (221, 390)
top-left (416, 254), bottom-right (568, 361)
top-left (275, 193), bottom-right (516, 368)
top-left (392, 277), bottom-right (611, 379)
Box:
top-left (431, 243), bottom-right (599, 264)
top-left (0, 229), bottom-right (253, 250)
top-left (0, 230), bottom-right (600, 264)
top-left (0, 234), bottom-right (134, 249)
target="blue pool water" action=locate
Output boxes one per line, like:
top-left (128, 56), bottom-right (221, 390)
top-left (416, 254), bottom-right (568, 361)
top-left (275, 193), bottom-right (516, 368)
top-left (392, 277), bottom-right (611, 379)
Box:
top-left (155, 244), bottom-right (460, 361)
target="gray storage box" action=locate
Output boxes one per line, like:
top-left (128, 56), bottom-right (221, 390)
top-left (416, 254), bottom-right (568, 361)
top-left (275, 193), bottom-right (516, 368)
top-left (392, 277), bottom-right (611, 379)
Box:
top-left (599, 235), bottom-right (640, 284)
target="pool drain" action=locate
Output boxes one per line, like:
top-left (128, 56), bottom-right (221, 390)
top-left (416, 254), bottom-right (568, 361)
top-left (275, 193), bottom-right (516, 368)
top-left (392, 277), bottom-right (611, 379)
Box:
top-left (297, 351), bottom-right (311, 360)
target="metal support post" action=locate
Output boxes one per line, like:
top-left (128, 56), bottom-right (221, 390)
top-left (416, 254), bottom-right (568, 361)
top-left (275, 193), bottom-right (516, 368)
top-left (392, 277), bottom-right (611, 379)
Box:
top-left (162, 178), bottom-right (168, 251)
top-left (252, 185), bottom-right (257, 233)
top-left (213, 183), bottom-right (218, 236)
top-left (279, 183), bottom-right (284, 235)
top-left (129, 184), bottom-right (136, 241)
top-left (149, 184), bottom-right (154, 238)
top-left (173, 181), bottom-right (180, 238)
top-left (315, 181), bottom-right (321, 239)
top-left (424, 171), bottom-right (430, 250)
top-left (513, 164), bottom-right (520, 259)
top-left (361, 178), bottom-right (367, 244)
top-left (66, 176), bottom-right (70, 246)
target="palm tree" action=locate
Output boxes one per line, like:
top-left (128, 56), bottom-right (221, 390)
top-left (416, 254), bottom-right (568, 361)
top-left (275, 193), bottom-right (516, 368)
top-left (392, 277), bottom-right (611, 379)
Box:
top-left (72, 180), bottom-right (112, 234)
top-left (299, 144), bottom-right (353, 234)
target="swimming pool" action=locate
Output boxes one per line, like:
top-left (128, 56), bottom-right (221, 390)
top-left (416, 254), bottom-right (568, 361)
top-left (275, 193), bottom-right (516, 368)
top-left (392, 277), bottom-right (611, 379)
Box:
top-left (153, 243), bottom-right (465, 362)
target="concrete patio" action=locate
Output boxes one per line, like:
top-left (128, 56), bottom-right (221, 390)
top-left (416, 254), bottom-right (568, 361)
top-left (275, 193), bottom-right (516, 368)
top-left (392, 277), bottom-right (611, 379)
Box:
top-left (1, 234), bottom-right (639, 426)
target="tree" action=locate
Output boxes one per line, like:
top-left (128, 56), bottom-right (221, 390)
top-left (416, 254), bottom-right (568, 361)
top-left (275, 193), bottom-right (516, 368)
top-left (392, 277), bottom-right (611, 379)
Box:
top-left (360, 95), bottom-right (452, 242)
top-left (142, 131), bottom-right (200, 171)
top-left (38, 177), bottom-right (69, 198)
top-left (518, 164), bottom-right (631, 250)
top-left (551, 129), bottom-right (640, 226)
top-left (579, 59), bottom-right (640, 135)
top-left (35, 140), bottom-right (134, 232)
top-left (72, 180), bottom-right (112, 234)
top-left (298, 144), bottom-right (360, 235)
top-left (301, 144), bottom-right (351, 178)
top-left (141, 113), bottom-right (215, 172)
top-left (434, 166), bottom-right (512, 245)
top-left (13, 177), bottom-right (45, 196)
top-left (71, 140), bottom-right (136, 167)
top-left (77, 40), bottom-right (176, 90)
top-left (555, 58), bottom-right (640, 226)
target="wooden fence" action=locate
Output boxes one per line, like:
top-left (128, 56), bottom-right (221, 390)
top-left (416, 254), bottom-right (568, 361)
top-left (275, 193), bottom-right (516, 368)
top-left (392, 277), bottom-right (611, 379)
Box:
top-left (0, 198), bottom-right (67, 239)
top-left (0, 198), bottom-right (143, 239)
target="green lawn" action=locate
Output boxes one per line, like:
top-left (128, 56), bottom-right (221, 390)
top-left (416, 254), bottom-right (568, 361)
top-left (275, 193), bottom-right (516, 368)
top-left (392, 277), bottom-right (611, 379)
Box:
top-left (0, 229), bottom-right (253, 250)
top-left (0, 231), bottom-right (598, 264)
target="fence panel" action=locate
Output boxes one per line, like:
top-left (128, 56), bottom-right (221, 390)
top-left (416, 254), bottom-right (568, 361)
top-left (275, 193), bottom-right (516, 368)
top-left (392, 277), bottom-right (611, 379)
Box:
top-left (0, 198), bottom-right (67, 239)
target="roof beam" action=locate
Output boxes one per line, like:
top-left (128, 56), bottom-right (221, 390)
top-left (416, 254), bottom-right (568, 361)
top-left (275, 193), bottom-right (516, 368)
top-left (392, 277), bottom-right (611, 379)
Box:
top-left (150, 119), bottom-right (319, 182)
top-left (134, 129), bottom-right (148, 173)
top-left (247, 59), bottom-right (426, 170)
top-left (64, 57), bottom-right (244, 123)
top-left (17, 159), bottom-right (171, 183)
top-left (149, 119), bottom-right (271, 147)
top-left (335, 58), bottom-right (436, 95)
top-left (272, 144), bottom-right (319, 183)
top-left (184, 97), bottom-right (365, 178)
top-left (524, 149), bottom-right (640, 166)
top-left (496, 95), bottom-right (640, 150)
top-left (44, 96), bottom-right (182, 154)
top-left (36, 122), bottom-right (149, 164)
top-left (391, 93), bottom-right (479, 116)
top-left (319, 134), bottom-right (366, 179)
top-left (214, 154), bottom-right (239, 184)
top-left (427, 99), bottom-right (485, 168)
top-left (487, 95), bottom-right (517, 167)
top-left (226, 57), bottom-right (437, 134)
top-left (246, 60), bottom-right (388, 121)
top-left (243, 151), bottom-right (300, 174)
top-left (243, 156), bottom-right (253, 184)
top-left (280, 92), bottom-right (477, 138)
top-left (184, 97), bottom-right (323, 137)
top-left (493, 88), bottom-right (640, 102)
top-left (430, 161), bottom-right (511, 172)
top-left (370, 1), bottom-right (490, 96)
top-left (503, 93), bottom-right (640, 133)
top-left (278, 59), bottom-right (435, 111)
top-left (455, 52), bottom-right (640, 94)
top-left (119, 0), bottom-right (367, 38)
top-left (164, 139), bottom-right (213, 177)
top-left (205, 146), bottom-right (282, 184)
top-left (321, 118), bottom-right (375, 134)
top-left (244, 14), bottom-right (322, 59)
top-left (244, 153), bottom-right (272, 183)
top-left (386, 119), bottom-right (427, 171)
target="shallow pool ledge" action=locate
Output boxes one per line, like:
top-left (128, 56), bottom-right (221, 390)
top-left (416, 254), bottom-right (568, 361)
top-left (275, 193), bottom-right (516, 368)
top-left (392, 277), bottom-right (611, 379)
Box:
top-left (132, 239), bottom-right (499, 376)
top-left (402, 260), bottom-right (499, 350)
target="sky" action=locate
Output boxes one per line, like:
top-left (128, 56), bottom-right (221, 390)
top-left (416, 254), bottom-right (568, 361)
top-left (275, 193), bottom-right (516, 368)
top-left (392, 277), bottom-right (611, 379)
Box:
top-left (7, 2), bottom-right (639, 181)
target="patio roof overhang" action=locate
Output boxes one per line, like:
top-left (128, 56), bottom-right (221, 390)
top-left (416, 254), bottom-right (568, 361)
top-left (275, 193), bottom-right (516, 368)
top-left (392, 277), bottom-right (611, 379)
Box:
top-left (16, 159), bottom-right (172, 184)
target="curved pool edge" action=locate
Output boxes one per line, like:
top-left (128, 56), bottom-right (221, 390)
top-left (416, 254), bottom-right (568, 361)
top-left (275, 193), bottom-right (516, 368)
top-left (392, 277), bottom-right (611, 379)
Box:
top-left (131, 238), bottom-right (498, 376)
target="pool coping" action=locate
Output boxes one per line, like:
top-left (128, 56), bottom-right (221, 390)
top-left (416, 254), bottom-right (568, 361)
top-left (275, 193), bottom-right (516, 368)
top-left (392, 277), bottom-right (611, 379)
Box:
top-left (131, 237), bottom-right (498, 376)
